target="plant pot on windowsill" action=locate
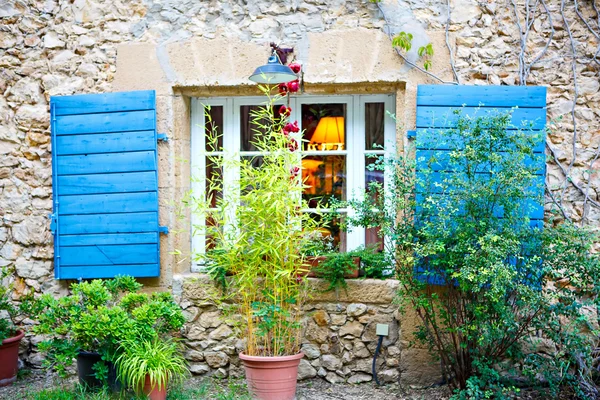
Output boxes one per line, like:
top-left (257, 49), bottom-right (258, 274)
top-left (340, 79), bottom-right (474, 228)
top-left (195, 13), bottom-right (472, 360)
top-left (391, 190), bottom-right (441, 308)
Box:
top-left (239, 352), bottom-right (304, 400)
top-left (0, 330), bottom-right (24, 387)
top-left (301, 255), bottom-right (360, 278)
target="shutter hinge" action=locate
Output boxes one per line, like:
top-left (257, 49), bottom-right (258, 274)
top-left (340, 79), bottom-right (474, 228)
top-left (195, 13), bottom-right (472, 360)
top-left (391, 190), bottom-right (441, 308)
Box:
top-left (49, 213), bottom-right (57, 235)
top-left (159, 226), bottom-right (169, 234)
top-left (407, 130), bottom-right (417, 139)
top-left (157, 133), bottom-right (168, 142)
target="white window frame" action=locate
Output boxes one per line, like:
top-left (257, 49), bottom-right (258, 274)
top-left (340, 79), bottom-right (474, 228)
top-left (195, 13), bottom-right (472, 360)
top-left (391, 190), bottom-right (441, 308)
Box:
top-left (190, 94), bottom-right (396, 272)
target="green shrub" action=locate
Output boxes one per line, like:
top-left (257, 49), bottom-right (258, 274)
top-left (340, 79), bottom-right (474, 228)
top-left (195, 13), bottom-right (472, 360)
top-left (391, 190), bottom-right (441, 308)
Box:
top-left (341, 110), bottom-right (600, 398)
top-left (353, 245), bottom-right (392, 279)
top-left (312, 252), bottom-right (357, 293)
top-left (0, 267), bottom-right (18, 342)
top-left (24, 276), bottom-right (185, 379)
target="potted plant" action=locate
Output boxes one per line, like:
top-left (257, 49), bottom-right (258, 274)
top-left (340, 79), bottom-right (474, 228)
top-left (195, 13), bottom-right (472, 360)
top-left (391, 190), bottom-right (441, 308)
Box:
top-left (311, 251), bottom-right (361, 293)
top-left (0, 267), bottom-right (24, 387)
top-left (299, 231), bottom-right (360, 279)
top-left (192, 86), bottom-right (324, 400)
top-left (24, 276), bottom-right (185, 390)
top-left (353, 245), bottom-right (392, 279)
top-left (114, 337), bottom-right (187, 400)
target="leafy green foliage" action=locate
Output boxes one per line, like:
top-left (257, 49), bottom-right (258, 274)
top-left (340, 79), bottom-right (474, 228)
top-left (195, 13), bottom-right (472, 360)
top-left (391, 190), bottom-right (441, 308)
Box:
top-left (313, 252), bottom-right (358, 293)
top-left (418, 43), bottom-right (434, 70)
top-left (115, 337), bottom-right (188, 392)
top-left (392, 32), bottom-right (413, 52)
top-left (0, 267), bottom-right (18, 342)
top-left (353, 245), bottom-right (392, 279)
top-left (24, 276), bottom-right (185, 379)
top-left (24, 378), bottom-right (249, 400)
top-left (391, 31), bottom-right (434, 71)
top-left (341, 110), bottom-right (600, 398)
top-left (299, 231), bottom-right (335, 257)
top-left (187, 86), bottom-right (326, 357)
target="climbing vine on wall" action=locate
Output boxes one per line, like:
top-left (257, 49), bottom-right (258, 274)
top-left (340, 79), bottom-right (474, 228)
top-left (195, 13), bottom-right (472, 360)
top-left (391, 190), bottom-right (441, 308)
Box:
top-left (374, 0), bottom-right (600, 226)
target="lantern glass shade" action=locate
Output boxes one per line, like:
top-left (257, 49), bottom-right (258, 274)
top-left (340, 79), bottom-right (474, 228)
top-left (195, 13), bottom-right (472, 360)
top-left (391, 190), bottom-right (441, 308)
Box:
top-left (249, 54), bottom-right (297, 84)
top-left (311, 117), bottom-right (345, 150)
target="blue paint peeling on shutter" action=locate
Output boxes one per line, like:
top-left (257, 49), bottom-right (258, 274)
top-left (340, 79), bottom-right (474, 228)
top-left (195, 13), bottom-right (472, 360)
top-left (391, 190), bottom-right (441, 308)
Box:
top-left (414, 85), bottom-right (547, 285)
top-left (50, 90), bottom-right (165, 280)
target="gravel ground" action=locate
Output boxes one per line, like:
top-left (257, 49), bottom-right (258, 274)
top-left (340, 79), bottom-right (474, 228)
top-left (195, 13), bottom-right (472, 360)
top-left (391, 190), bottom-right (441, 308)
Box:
top-left (0, 369), bottom-right (452, 400)
top-left (296, 379), bottom-right (450, 400)
top-left (0, 370), bottom-right (574, 400)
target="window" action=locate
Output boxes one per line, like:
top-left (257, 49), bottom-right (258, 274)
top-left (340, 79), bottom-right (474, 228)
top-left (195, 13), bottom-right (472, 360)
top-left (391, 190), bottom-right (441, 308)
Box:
top-left (190, 94), bottom-right (395, 271)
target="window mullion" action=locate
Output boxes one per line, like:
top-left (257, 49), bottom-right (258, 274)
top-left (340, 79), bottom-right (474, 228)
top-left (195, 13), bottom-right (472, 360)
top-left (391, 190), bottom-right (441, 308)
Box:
top-left (346, 96), bottom-right (365, 252)
top-left (190, 98), bottom-right (205, 271)
top-left (383, 95), bottom-right (396, 259)
top-left (224, 98), bottom-right (239, 243)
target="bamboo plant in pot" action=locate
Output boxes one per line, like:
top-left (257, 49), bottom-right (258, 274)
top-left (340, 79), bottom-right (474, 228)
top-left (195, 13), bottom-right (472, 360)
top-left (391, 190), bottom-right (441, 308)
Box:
top-left (193, 86), bottom-right (324, 400)
top-left (0, 267), bottom-right (24, 387)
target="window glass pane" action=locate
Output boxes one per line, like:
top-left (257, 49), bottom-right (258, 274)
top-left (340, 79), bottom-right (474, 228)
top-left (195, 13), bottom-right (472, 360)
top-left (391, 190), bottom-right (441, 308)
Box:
top-left (365, 102), bottom-right (385, 150)
top-left (205, 156), bottom-right (222, 207)
top-left (205, 105), bottom-right (223, 151)
top-left (365, 155), bottom-right (384, 250)
top-left (365, 155), bottom-right (384, 187)
top-left (302, 104), bottom-right (346, 151)
top-left (205, 215), bottom-right (218, 250)
top-left (302, 155), bottom-right (346, 206)
top-left (307, 213), bottom-right (346, 253)
top-left (240, 105), bottom-right (285, 151)
top-left (241, 155), bottom-right (264, 169)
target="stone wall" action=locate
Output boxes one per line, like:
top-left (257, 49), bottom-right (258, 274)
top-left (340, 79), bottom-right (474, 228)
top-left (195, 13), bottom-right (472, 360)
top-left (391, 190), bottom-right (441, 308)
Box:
top-left (0, 0), bottom-right (599, 386)
top-left (175, 274), bottom-right (440, 386)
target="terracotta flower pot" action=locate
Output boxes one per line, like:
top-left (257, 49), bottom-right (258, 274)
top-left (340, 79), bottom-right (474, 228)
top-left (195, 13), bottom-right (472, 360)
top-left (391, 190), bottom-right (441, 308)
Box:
top-left (239, 352), bottom-right (304, 400)
top-left (0, 330), bottom-right (24, 387)
top-left (143, 375), bottom-right (167, 400)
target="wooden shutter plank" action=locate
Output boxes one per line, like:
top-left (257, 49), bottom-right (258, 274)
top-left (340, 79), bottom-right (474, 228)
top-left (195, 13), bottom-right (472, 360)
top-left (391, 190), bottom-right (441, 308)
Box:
top-left (56, 151), bottom-right (156, 175)
top-left (416, 106), bottom-right (546, 130)
top-left (417, 149), bottom-right (545, 174)
top-left (417, 85), bottom-right (547, 107)
top-left (60, 232), bottom-right (158, 246)
top-left (54, 110), bottom-right (155, 135)
top-left (57, 264), bottom-right (160, 280)
top-left (58, 192), bottom-right (158, 215)
top-left (58, 212), bottom-right (158, 235)
top-left (55, 131), bottom-right (155, 156)
top-left (57, 172), bottom-right (157, 195)
top-left (53, 91), bottom-right (155, 116)
top-left (60, 244), bottom-right (158, 266)
top-left (415, 129), bottom-right (545, 153)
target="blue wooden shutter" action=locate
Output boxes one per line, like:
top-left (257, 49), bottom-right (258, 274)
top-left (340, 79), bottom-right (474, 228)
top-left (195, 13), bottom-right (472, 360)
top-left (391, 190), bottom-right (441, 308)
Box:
top-left (414, 85), bottom-right (547, 284)
top-left (50, 90), bottom-right (165, 280)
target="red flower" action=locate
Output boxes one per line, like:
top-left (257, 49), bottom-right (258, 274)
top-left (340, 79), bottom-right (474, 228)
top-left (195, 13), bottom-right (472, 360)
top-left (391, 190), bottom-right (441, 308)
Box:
top-left (287, 80), bottom-right (299, 93)
top-left (279, 105), bottom-right (291, 117)
top-left (290, 166), bottom-right (300, 178)
top-left (289, 62), bottom-right (301, 73)
top-left (283, 121), bottom-right (300, 134)
top-left (278, 83), bottom-right (288, 95)
top-left (288, 138), bottom-right (298, 152)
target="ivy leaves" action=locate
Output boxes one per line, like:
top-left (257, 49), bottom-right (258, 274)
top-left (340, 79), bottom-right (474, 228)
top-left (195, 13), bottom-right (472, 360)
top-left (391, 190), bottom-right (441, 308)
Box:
top-left (392, 31), bottom-right (434, 71)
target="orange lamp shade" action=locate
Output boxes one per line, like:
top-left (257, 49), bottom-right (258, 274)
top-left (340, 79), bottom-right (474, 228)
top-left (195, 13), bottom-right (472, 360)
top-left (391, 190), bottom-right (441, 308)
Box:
top-left (311, 116), bottom-right (344, 145)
